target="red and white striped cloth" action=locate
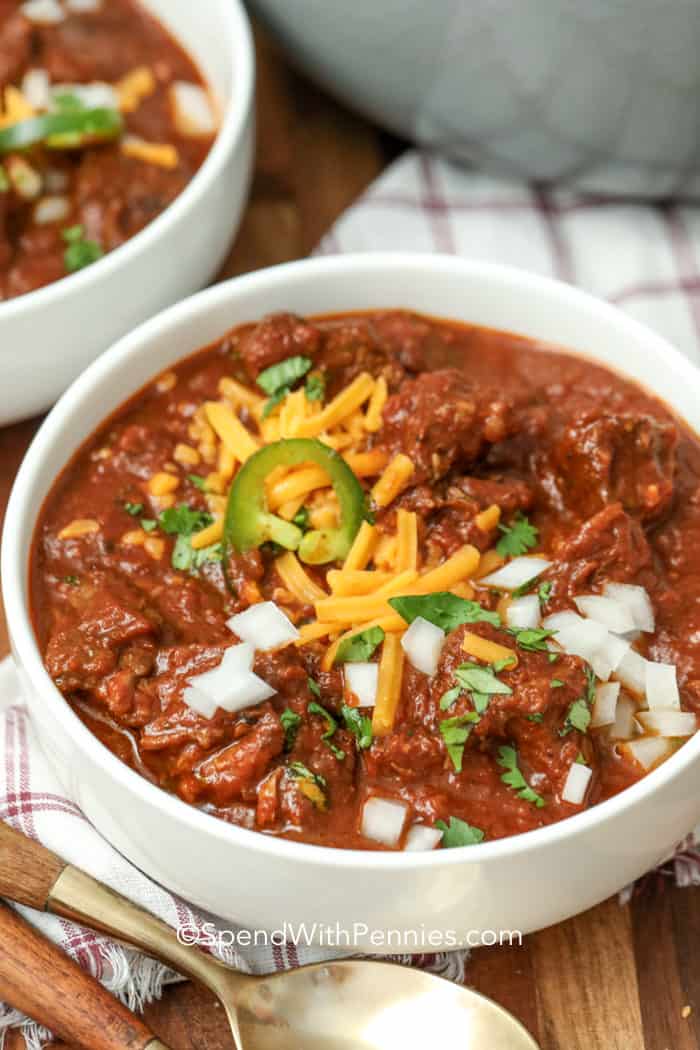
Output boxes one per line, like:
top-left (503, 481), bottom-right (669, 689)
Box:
top-left (4, 150), bottom-right (700, 1048)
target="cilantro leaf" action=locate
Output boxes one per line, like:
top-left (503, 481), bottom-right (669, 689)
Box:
top-left (496, 513), bottom-right (539, 558)
top-left (341, 704), bottom-right (373, 749)
top-left (62, 224), bottom-right (103, 274)
top-left (537, 581), bottom-right (553, 606)
top-left (188, 474), bottom-right (207, 491)
top-left (497, 745), bottom-right (545, 808)
top-left (287, 761), bottom-right (327, 808)
top-left (172, 536), bottom-right (222, 573)
top-left (280, 708), bottom-right (302, 751)
top-left (440, 713), bottom-right (479, 772)
top-left (560, 698), bottom-right (591, 736)
top-left (124, 501), bottom-right (144, 517)
top-left (256, 356), bottom-right (313, 396)
top-left (334, 625), bottom-right (385, 665)
top-left (308, 701), bottom-right (345, 760)
top-left (526, 712), bottom-right (544, 723)
top-left (439, 685), bottom-right (462, 711)
top-left (158, 504), bottom-right (213, 536)
top-left (261, 387), bottom-right (289, 419)
top-left (510, 627), bottom-right (556, 653)
top-left (435, 816), bottom-right (485, 848)
top-left (307, 676), bottom-right (321, 699)
top-left (550, 678), bottom-right (564, 689)
top-left (288, 760), bottom-right (326, 788)
top-left (388, 592), bottom-right (500, 632)
top-left (305, 373), bottom-right (326, 402)
top-left (454, 662), bottom-right (513, 697)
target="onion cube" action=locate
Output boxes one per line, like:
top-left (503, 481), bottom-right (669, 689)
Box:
top-left (574, 594), bottom-right (635, 634)
top-left (637, 709), bottom-right (696, 738)
top-left (645, 661), bottom-right (680, 711)
top-left (361, 796), bottom-right (408, 847)
top-left (345, 662), bottom-right (378, 707)
top-left (591, 682), bottom-right (620, 727)
top-left (404, 825), bottom-right (443, 851)
top-left (562, 761), bottom-right (592, 805)
top-left (481, 556), bottom-right (552, 591)
top-left (602, 582), bottom-right (655, 633)
top-left (227, 601), bottom-right (299, 650)
top-left (506, 595), bottom-right (541, 630)
top-left (400, 616), bottom-right (445, 676)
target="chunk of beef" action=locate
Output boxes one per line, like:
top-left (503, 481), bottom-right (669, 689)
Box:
top-left (421, 475), bottom-right (535, 556)
top-left (550, 414), bottom-right (677, 524)
top-left (195, 710), bottom-right (285, 805)
top-left (316, 314), bottom-right (420, 393)
top-left (547, 503), bottom-right (653, 602)
top-left (233, 313), bottom-right (322, 381)
top-left (0, 7), bottom-right (32, 84)
top-left (379, 370), bottom-right (514, 484)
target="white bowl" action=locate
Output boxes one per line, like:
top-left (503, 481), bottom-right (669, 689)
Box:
top-left (0, 0), bottom-right (254, 426)
top-left (4, 254), bottom-right (700, 950)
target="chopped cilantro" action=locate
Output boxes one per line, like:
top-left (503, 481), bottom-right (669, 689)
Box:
top-left (575, 752), bottom-right (588, 765)
top-left (334, 625), bottom-right (385, 665)
top-left (435, 816), bottom-right (485, 848)
top-left (307, 676), bottom-right (321, 699)
top-left (63, 574), bottom-right (79, 586)
top-left (140, 518), bottom-right (157, 532)
top-left (341, 704), bottom-right (373, 750)
top-left (497, 745), bottom-right (545, 808)
top-left (287, 761), bottom-right (327, 808)
top-left (280, 708), bottom-right (302, 751)
top-left (0, 165), bottom-right (8, 192)
top-left (454, 662), bottom-right (513, 697)
top-left (288, 760), bottom-right (326, 788)
top-left (62, 224), bottom-right (103, 274)
top-left (261, 388), bottom-right (288, 419)
top-left (172, 537), bottom-right (222, 573)
top-left (308, 701), bottom-right (345, 760)
top-left (124, 501), bottom-right (144, 517)
top-left (439, 686), bottom-right (463, 711)
top-left (510, 627), bottom-right (556, 653)
top-left (550, 678), bottom-right (564, 689)
top-left (548, 652), bottom-right (559, 664)
top-left (526, 712), bottom-right (544, 723)
top-left (292, 506), bottom-right (310, 531)
top-left (187, 474), bottom-right (207, 491)
top-left (560, 698), bottom-right (591, 737)
top-left (256, 356), bottom-right (313, 396)
top-left (440, 713), bottom-right (479, 772)
top-left (305, 373), bottom-right (326, 402)
top-left (158, 504), bottom-right (213, 536)
top-left (388, 592), bottom-right (500, 632)
top-left (496, 512), bottom-right (538, 558)
top-left (537, 581), bottom-right (553, 606)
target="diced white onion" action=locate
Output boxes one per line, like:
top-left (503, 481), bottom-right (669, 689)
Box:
top-left (541, 610), bottom-right (581, 633)
top-left (574, 594), bottom-right (636, 635)
top-left (345, 663), bottom-right (378, 708)
top-left (404, 824), bottom-right (443, 852)
top-left (51, 82), bottom-right (118, 111)
top-left (33, 195), bottom-right (70, 225)
top-left (506, 594), bottom-right (541, 630)
top-left (592, 633), bottom-right (630, 683)
top-left (171, 81), bottom-right (218, 136)
top-left (184, 642), bottom-right (275, 715)
top-left (218, 672), bottom-right (276, 712)
top-left (227, 601), bottom-right (299, 650)
top-left (614, 648), bottom-right (648, 697)
top-left (636, 709), bottom-right (696, 738)
top-left (21, 0), bottom-right (65, 23)
top-left (645, 661), bottom-right (680, 711)
top-left (21, 69), bottom-right (51, 109)
top-left (65, 0), bottom-right (102, 11)
top-left (610, 694), bottom-right (638, 740)
top-left (623, 736), bottom-right (674, 771)
top-left (182, 685), bottom-right (218, 720)
top-left (562, 761), bottom-right (592, 805)
top-left (480, 557), bottom-right (552, 591)
top-left (220, 642), bottom-right (256, 674)
top-left (361, 796), bottom-right (408, 847)
top-left (400, 616), bottom-right (445, 676)
top-left (591, 682), bottom-right (620, 728)
top-left (602, 582), bottom-right (655, 633)
top-left (548, 614), bottom-right (609, 662)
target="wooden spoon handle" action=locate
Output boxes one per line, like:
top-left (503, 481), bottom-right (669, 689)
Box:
top-left (0, 901), bottom-right (170, 1050)
top-left (0, 819), bottom-right (66, 909)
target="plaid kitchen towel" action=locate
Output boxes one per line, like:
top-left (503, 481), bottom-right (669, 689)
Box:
top-left (4, 150), bottom-right (700, 1048)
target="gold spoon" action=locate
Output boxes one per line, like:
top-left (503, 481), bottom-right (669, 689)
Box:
top-left (0, 821), bottom-right (539, 1049)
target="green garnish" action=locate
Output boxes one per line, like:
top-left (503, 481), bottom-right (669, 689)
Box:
top-left (334, 625), bottom-right (385, 665)
top-left (62, 225), bottom-right (103, 274)
top-left (140, 519), bottom-right (157, 532)
top-left (305, 373), bottom-right (326, 402)
top-left (308, 701), bottom-right (345, 760)
top-left (560, 699), bottom-right (591, 736)
top-left (496, 513), bottom-right (538, 557)
top-left (158, 505), bottom-right (213, 535)
top-left (188, 474), bottom-right (207, 491)
top-left (341, 704), bottom-right (373, 750)
top-left (307, 676), bottom-right (322, 699)
top-left (497, 745), bottom-right (545, 808)
top-left (439, 685), bottom-right (462, 711)
top-left (172, 538), bottom-right (222, 573)
top-left (388, 592), bottom-right (500, 632)
top-left (292, 506), bottom-right (310, 531)
top-left (435, 816), bottom-right (485, 848)
top-left (280, 708), bottom-right (302, 751)
top-left (537, 581), bottom-right (553, 606)
top-left (550, 679), bottom-right (564, 689)
top-left (510, 627), bottom-right (556, 653)
top-left (575, 752), bottom-right (588, 765)
top-left (288, 761), bottom-right (326, 788)
top-left (454, 662), bottom-right (513, 697)
top-left (526, 712), bottom-right (544, 723)
top-left (257, 356), bottom-right (313, 416)
top-left (0, 105), bottom-right (122, 155)
top-left (287, 761), bottom-right (328, 809)
top-left (261, 388), bottom-right (288, 419)
top-left (440, 713), bottom-right (480, 772)
top-left (0, 165), bottom-right (8, 192)
top-left (124, 501), bottom-right (144, 517)
top-left (63, 574), bottom-right (80, 586)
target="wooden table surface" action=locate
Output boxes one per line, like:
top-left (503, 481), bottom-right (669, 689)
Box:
top-left (1, 25), bottom-right (699, 1050)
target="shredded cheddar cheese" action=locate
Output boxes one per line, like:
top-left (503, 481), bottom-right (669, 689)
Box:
top-left (58, 518), bottom-right (100, 540)
top-left (218, 376), bottom-right (265, 416)
top-left (291, 373), bottom-right (375, 437)
top-left (372, 633), bottom-right (405, 736)
top-left (275, 551), bottom-right (327, 604)
top-left (326, 569), bottom-right (393, 596)
top-left (148, 472), bottom-right (180, 497)
top-left (343, 521), bottom-right (377, 572)
top-left (364, 375), bottom-right (387, 432)
top-left (190, 518), bottom-right (224, 550)
top-left (121, 136), bottom-right (179, 169)
top-left (476, 548), bottom-right (505, 579)
top-left (371, 454), bottom-right (415, 509)
top-left (204, 401), bottom-right (260, 463)
top-left (116, 67), bottom-right (156, 113)
top-left (396, 509), bottom-right (418, 572)
top-left (475, 503), bottom-right (501, 532)
top-left (462, 631), bottom-right (518, 668)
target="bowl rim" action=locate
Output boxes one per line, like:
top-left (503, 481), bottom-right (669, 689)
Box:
top-left (0, 0), bottom-right (255, 326)
top-left (4, 251), bottom-right (699, 871)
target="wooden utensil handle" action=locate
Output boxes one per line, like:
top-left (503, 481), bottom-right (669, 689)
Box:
top-left (0, 901), bottom-right (169, 1050)
top-left (0, 819), bottom-right (66, 909)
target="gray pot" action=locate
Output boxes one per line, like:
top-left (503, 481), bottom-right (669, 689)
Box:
top-left (249, 0), bottom-right (700, 197)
